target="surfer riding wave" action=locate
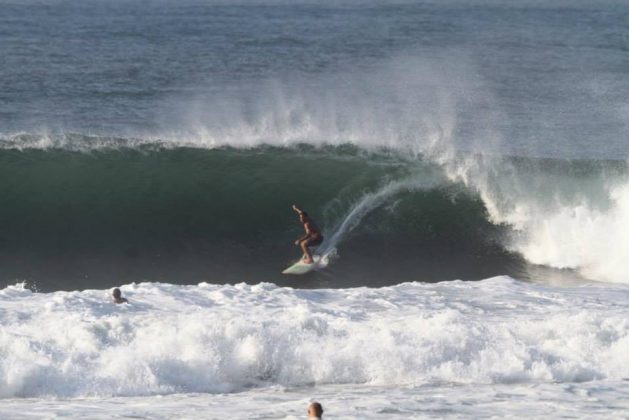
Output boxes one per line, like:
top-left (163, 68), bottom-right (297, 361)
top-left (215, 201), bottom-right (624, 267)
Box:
top-left (292, 204), bottom-right (323, 264)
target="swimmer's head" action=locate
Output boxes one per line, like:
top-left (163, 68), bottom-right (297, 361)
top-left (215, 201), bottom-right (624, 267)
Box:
top-left (112, 288), bottom-right (122, 299)
top-left (308, 401), bottom-right (323, 418)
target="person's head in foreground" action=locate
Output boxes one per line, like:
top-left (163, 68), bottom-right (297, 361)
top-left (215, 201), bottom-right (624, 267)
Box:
top-left (308, 401), bottom-right (323, 419)
top-left (112, 288), bottom-right (128, 304)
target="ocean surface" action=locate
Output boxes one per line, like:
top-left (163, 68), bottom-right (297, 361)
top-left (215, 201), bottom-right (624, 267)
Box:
top-left (1, 0), bottom-right (629, 418)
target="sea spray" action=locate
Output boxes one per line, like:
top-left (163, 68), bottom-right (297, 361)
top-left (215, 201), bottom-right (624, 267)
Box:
top-left (319, 173), bottom-right (446, 260)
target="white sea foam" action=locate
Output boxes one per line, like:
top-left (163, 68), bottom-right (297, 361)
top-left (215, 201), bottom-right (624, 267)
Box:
top-left (510, 182), bottom-right (629, 283)
top-left (438, 154), bottom-right (629, 284)
top-left (2, 381), bottom-right (629, 419)
top-left (1, 278), bottom-right (628, 400)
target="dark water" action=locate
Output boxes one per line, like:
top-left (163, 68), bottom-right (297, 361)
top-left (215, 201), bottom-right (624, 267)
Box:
top-left (0, 144), bottom-right (524, 291)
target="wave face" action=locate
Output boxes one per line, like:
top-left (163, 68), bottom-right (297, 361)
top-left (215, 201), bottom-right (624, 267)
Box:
top-left (1, 278), bottom-right (628, 398)
top-left (1, 139), bottom-right (628, 289)
top-left (0, 143), bottom-right (507, 291)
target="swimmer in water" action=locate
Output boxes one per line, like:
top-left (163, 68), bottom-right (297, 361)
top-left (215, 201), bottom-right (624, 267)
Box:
top-left (308, 401), bottom-right (324, 419)
top-left (112, 288), bottom-right (128, 304)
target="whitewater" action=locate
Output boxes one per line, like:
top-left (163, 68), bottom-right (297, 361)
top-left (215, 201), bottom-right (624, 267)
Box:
top-left (2, 278), bottom-right (629, 418)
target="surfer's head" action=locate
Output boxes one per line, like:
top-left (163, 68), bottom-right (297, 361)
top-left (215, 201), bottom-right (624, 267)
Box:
top-left (308, 401), bottom-right (323, 418)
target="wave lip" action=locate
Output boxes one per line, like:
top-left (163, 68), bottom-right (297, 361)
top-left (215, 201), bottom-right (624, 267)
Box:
top-left (1, 278), bottom-right (628, 398)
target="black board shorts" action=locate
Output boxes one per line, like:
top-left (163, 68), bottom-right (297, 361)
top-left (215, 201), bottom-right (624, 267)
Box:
top-left (306, 236), bottom-right (323, 247)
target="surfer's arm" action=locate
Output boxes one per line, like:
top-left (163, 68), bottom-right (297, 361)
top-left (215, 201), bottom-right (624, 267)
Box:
top-left (292, 204), bottom-right (303, 215)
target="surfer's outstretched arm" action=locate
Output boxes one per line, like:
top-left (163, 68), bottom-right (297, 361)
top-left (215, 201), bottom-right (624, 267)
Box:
top-left (292, 204), bottom-right (303, 215)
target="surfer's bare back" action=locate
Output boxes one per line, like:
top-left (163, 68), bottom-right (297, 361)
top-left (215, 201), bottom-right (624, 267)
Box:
top-left (292, 204), bottom-right (323, 264)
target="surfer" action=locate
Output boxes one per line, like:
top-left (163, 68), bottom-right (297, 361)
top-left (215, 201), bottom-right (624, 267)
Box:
top-left (292, 204), bottom-right (323, 264)
top-left (112, 288), bottom-right (128, 304)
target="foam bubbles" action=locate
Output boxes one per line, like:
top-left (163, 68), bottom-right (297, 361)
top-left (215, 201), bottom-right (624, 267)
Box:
top-left (441, 154), bottom-right (629, 284)
top-left (1, 278), bottom-right (628, 399)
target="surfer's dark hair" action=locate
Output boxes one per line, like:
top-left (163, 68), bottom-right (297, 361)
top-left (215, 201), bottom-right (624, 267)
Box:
top-left (300, 211), bottom-right (309, 218)
top-left (113, 288), bottom-right (121, 297)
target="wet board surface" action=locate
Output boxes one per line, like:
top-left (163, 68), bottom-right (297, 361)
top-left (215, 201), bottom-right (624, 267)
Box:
top-left (282, 255), bottom-right (321, 275)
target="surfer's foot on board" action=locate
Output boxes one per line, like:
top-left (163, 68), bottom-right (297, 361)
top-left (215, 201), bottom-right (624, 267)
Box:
top-left (302, 255), bottom-right (313, 264)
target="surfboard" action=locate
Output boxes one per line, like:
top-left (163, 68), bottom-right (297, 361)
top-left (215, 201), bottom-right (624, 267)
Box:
top-left (282, 255), bottom-right (321, 275)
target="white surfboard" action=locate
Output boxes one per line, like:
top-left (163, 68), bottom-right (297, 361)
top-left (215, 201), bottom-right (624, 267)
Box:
top-left (282, 255), bottom-right (321, 275)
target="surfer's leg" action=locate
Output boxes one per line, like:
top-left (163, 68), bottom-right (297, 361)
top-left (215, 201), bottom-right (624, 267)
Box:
top-left (300, 240), bottom-right (313, 264)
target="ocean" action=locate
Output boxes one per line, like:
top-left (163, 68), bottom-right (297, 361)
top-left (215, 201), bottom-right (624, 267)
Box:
top-left (1, 0), bottom-right (628, 418)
